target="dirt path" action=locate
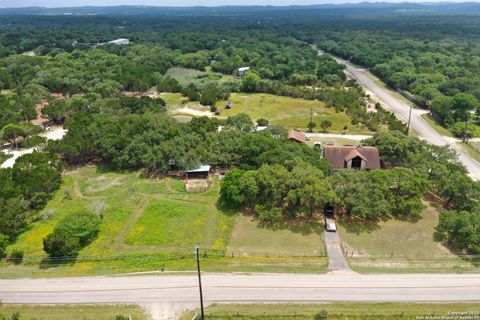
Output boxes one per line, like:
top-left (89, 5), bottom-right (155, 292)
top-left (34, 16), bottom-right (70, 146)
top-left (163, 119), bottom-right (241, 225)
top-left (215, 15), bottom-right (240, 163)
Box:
top-left (1, 127), bottom-right (67, 169)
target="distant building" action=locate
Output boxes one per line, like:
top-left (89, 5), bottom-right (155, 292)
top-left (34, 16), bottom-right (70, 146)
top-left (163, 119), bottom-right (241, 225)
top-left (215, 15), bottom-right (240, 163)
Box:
top-left (238, 67), bottom-right (250, 77)
top-left (287, 130), bottom-right (306, 143)
top-left (323, 145), bottom-right (381, 172)
top-left (108, 38), bottom-right (130, 45)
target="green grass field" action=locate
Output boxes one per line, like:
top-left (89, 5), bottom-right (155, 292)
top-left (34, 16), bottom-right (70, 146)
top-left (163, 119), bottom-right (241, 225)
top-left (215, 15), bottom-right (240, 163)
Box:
top-left (0, 304), bottom-right (148, 320)
top-left (180, 302), bottom-right (480, 319)
top-left (1, 167), bottom-right (327, 278)
top-left (217, 93), bottom-right (369, 133)
top-left (228, 215), bottom-right (325, 256)
top-left (338, 203), bottom-right (479, 273)
top-left (126, 199), bottom-right (233, 248)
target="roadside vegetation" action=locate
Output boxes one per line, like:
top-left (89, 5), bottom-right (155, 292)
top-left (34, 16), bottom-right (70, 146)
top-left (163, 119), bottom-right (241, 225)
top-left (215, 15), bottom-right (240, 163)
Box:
top-left (0, 303), bottom-right (148, 320)
top-left (180, 302), bottom-right (480, 320)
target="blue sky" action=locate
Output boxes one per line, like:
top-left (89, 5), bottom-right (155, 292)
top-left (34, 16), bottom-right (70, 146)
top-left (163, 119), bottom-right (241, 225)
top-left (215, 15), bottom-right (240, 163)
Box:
top-left (0, 0), bottom-right (468, 8)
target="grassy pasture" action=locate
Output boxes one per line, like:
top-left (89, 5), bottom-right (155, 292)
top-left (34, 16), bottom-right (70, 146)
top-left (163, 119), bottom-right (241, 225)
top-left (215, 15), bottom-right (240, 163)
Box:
top-left (216, 93), bottom-right (369, 133)
top-left (180, 302), bottom-right (480, 320)
top-left (0, 304), bottom-right (148, 320)
top-left (2, 167), bottom-right (328, 277)
top-left (165, 91), bottom-right (372, 134)
top-left (228, 215), bottom-right (325, 256)
top-left (338, 203), bottom-right (479, 273)
top-left (126, 199), bottom-right (233, 249)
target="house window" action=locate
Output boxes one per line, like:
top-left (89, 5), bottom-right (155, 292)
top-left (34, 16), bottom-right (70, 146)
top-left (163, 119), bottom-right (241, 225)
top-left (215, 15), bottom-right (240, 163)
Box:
top-left (351, 156), bottom-right (362, 169)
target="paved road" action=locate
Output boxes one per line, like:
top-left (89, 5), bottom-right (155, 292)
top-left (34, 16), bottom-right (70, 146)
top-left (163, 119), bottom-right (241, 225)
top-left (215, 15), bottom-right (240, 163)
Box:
top-left (324, 230), bottom-right (352, 273)
top-left (316, 48), bottom-right (480, 181)
top-left (1, 273), bottom-right (479, 303)
top-left (2, 273), bottom-right (479, 319)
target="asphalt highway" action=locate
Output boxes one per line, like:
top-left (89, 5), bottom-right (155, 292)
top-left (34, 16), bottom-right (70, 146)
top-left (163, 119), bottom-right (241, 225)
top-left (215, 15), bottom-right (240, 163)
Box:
top-left (1, 273), bottom-right (480, 304)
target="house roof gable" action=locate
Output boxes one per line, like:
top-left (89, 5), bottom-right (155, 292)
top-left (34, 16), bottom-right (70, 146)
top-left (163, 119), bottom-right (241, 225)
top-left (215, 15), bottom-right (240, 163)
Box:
top-left (324, 146), bottom-right (381, 170)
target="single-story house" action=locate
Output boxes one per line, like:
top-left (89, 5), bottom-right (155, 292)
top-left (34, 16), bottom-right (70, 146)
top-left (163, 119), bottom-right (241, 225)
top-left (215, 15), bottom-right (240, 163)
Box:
top-left (323, 145), bottom-right (381, 171)
top-left (185, 165), bottom-right (211, 180)
top-left (287, 130), bottom-right (307, 143)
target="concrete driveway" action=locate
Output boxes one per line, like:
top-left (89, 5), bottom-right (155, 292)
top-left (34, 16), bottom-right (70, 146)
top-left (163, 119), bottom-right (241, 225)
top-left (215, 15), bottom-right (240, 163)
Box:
top-left (324, 229), bottom-right (352, 273)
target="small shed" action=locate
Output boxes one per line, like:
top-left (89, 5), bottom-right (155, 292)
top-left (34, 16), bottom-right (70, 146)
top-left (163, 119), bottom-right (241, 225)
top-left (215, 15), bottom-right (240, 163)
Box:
top-left (186, 165), bottom-right (211, 180)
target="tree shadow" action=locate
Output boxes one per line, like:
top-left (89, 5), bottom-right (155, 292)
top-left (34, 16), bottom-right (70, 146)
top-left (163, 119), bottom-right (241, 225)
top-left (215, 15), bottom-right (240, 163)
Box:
top-left (257, 215), bottom-right (324, 237)
top-left (215, 199), bottom-right (242, 217)
top-left (338, 214), bottom-right (382, 234)
top-left (39, 256), bottom-right (77, 270)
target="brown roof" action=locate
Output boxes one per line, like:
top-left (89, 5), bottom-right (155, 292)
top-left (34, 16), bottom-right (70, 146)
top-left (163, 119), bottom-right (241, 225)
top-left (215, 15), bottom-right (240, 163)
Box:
top-left (287, 130), bottom-right (306, 143)
top-left (323, 146), bottom-right (381, 170)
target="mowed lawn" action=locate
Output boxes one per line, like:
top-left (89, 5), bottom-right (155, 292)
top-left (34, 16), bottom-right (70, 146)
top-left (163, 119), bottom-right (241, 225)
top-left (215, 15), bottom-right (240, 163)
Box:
top-left (217, 93), bottom-right (368, 133)
top-left (338, 203), bottom-right (478, 273)
top-left (228, 215), bottom-right (325, 256)
top-left (0, 304), bottom-right (148, 320)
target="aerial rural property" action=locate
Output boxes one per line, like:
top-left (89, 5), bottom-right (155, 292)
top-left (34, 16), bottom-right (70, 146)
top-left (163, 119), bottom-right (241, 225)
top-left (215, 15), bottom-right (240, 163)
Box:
top-left (0, 1), bottom-right (480, 319)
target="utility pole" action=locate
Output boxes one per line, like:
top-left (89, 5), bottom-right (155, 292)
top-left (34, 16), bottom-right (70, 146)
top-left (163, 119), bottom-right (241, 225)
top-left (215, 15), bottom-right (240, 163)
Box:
top-left (406, 105), bottom-right (412, 135)
top-left (195, 246), bottom-right (205, 320)
top-left (463, 116), bottom-right (470, 143)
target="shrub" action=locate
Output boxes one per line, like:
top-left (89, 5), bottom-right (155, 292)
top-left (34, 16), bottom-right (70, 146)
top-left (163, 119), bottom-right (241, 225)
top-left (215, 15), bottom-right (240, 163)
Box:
top-left (43, 231), bottom-right (81, 257)
top-left (314, 310), bottom-right (328, 320)
top-left (257, 118), bottom-right (269, 126)
top-left (0, 234), bottom-right (8, 258)
top-left (8, 249), bottom-right (24, 264)
top-left (43, 210), bottom-right (101, 257)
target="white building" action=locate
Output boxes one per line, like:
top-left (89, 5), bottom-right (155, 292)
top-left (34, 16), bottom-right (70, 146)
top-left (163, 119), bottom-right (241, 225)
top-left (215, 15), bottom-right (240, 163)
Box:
top-left (238, 67), bottom-right (250, 77)
top-left (108, 38), bottom-right (130, 45)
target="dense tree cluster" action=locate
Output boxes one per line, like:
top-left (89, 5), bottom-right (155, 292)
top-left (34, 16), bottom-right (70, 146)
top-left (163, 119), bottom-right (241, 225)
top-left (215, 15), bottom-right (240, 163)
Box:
top-left (220, 162), bottom-right (335, 223)
top-left (309, 16), bottom-right (480, 136)
top-left (0, 152), bottom-right (63, 255)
